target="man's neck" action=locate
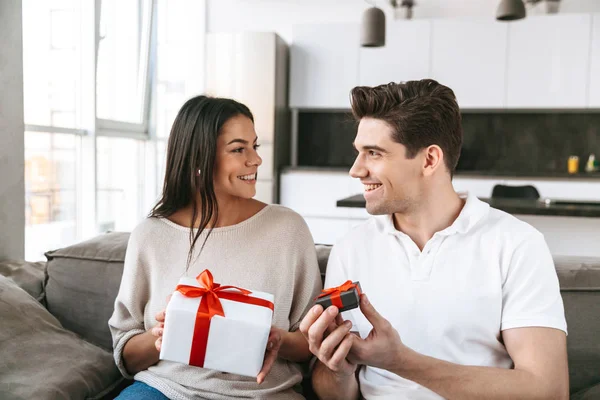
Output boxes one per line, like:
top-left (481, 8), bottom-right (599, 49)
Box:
top-left (392, 185), bottom-right (465, 251)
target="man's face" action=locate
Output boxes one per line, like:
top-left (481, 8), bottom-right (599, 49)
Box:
top-left (349, 117), bottom-right (424, 215)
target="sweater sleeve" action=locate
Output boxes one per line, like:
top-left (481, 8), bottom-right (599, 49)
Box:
top-left (108, 228), bottom-right (151, 378)
top-left (288, 216), bottom-right (323, 332)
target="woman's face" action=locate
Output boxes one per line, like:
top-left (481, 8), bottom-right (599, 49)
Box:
top-left (213, 114), bottom-right (262, 200)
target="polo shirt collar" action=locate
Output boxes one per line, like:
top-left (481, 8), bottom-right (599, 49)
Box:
top-left (376, 192), bottom-right (489, 237)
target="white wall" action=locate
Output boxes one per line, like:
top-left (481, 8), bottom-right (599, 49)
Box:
top-left (0, 0), bottom-right (25, 260)
top-left (207, 0), bottom-right (600, 43)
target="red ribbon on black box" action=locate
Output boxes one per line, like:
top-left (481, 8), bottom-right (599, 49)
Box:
top-left (314, 280), bottom-right (362, 313)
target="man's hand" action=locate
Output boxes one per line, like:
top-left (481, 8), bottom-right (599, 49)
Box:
top-left (299, 304), bottom-right (357, 377)
top-left (348, 294), bottom-right (408, 371)
top-left (257, 326), bottom-right (284, 384)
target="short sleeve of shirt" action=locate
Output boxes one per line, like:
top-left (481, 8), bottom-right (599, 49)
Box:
top-left (501, 232), bottom-right (567, 333)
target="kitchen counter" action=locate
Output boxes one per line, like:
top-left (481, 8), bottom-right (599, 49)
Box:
top-left (336, 195), bottom-right (600, 218)
top-left (282, 166), bottom-right (600, 180)
top-left (282, 166), bottom-right (351, 173)
top-left (455, 170), bottom-right (600, 180)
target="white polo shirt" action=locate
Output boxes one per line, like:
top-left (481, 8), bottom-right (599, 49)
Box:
top-left (325, 192), bottom-right (567, 400)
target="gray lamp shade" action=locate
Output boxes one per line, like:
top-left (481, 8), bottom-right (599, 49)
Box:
top-left (361, 7), bottom-right (385, 47)
top-left (496, 0), bottom-right (526, 21)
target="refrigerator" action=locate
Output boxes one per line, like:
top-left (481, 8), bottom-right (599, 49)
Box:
top-left (205, 32), bottom-right (290, 204)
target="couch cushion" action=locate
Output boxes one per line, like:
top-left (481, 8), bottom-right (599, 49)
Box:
top-left (554, 256), bottom-right (600, 290)
top-left (0, 275), bottom-right (123, 400)
top-left (554, 256), bottom-right (600, 395)
top-left (562, 290), bottom-right (600, 394)
top-left (44, 232), bottom-right (130, 351)
top-left (571, 382), bottom-right (600, 400)
top-left (0, 260), bottom-right (46, 302)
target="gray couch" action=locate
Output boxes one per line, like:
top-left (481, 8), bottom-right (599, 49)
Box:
top-left (1, 231), bottom-right (599, 399)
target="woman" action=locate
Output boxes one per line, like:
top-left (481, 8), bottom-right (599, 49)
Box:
top-left (109, 95), bottom-right (322, 399)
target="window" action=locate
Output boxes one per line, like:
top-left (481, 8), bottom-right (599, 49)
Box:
top-left (97, 0), bottom-right (153, 128)
top-left (23, 0), bottom-right (83, 129)
top-left (154, 0), bottom-right (206, 193)
top-left (24, 132), bottom-right (79, 261)
top-left (97, 137), bottom-right (145, 232)
top-left (23, 0), bottom-right (85, 260)
top-left (156, 139), bottom-right (167, 195)
top-left (22, 0), bottom-right (206, 260)
top-left (95, 0), bottom-right (155, 234)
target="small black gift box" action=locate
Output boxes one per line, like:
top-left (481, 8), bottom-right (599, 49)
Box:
top-left (314, 281), bottom-right (361, 313)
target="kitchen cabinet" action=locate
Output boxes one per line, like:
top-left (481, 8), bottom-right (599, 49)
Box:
top-left (506, 14), bottom-right (592, 108)
top-left (453, 176), bottom-right (600, 200)
top-left (290, 24), bottom-right (359, 109)
top-left (431, 19), bottom-right (507, 109)
top-left (303, 217), bottom-right (354, 245)
top-left (280, 170), bottom-right (368, 244)
top-left (589, 14), bottom-right (600, 107)
top-left (288, 14), bottom-right (599, 110)
top-left (280, 169), bottom-right (358, 218)
top-left (359, 20), bottom-right (432, 87)
top-left (452, 177), bottom-right (508, 198)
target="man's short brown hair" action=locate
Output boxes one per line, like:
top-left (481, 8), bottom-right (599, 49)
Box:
top-left (350, 79), bottom-right (463, 175)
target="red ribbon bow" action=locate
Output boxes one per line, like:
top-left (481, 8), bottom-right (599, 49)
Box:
top-left (316, 280), bottom-right (361, 309)
top-left (175, 269), bottom-right (274, 367)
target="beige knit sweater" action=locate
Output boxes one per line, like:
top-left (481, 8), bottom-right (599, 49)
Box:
top-left (108, 205), bottom-right (322, 400)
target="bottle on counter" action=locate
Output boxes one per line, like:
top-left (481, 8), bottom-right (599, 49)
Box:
top-left (585, 154), bottom-right (597, 173)
top-left (568, 155), bottom-right (579, 174)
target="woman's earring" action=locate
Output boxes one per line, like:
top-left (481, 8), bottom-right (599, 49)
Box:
top-left (196, 169), bottom-right (201, 176)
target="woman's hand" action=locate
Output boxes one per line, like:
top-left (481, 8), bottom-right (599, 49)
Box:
top-left (151, 294), bottom-right (171, 352)
top-left (122, 294), bottom-right (170, 375)
top-left (257, 326), bottom-right (284, 384)
top-left (151, 312), bottom-right (165, 352)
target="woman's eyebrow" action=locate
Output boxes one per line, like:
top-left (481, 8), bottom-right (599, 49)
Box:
top-left (227, 137), bottom-right (258, 145)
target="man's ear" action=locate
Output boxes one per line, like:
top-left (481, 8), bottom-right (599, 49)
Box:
top-left (422, 145), bottom-right (444, 176)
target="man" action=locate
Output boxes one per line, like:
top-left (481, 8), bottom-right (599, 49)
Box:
top-left (300, 80), bottom-right (568, 400)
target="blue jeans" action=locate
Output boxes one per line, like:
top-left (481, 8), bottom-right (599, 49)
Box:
top-left (115, 381), bottom-right (169, 400)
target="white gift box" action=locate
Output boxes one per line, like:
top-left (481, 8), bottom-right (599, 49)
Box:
top-left (159, 275), bottom-right (275, 377)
